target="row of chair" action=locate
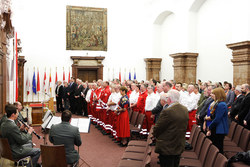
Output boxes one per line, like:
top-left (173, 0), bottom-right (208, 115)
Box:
top-left (118, 127), bottom-right (154, 167)
top-left (180, 125), bottom-right (228, 167)
top-left (223, 121), bottom-right (250, 167)
top-left (128, 110), bottom-right (145, 139)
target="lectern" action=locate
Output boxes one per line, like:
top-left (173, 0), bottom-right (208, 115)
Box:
top-left (30, 97), bottom-right (54, 125)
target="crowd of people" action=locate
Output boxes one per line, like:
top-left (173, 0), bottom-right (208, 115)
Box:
top-left (56, 77), bottom-right (250, 147)
top-left (1, 77), bottom-right (250, 167)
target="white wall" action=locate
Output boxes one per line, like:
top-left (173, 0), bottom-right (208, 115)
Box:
top-left (9, 0), bottom-right (250, 102)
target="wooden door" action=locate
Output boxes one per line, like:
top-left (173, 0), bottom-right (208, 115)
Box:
top-left (78, 69), bottom-right (97, 82)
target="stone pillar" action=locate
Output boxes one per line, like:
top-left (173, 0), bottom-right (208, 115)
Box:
top-left (144, 58), bottom-right (162, 81)
top-left (18, 56), bottom-right (26, 104)
top-left (227, 41), bottom-right (250, 86)
top-left (170, 52), bottom-right (198, 84)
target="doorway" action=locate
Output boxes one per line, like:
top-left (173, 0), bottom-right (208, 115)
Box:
top-left (77, 69), bottom-right (97, 82)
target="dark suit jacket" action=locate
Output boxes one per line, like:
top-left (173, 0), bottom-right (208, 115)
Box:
top-left (49, 122), bottom-right (82, 164)
top-left (63, 86), bottom-right (70, 99)
top-left (82, 87), bottom-right (89, 97)
top-left (74, 85), bottom-right (83, 97)
top-left (1, 120), bottom-right (32, 159)
top-left (151, 100), bottom-right (163, 123)
top-left (230, 94), bottom-right (244, 118)
top-left (199, 97), bottom-right (214, 122)
top-left (153, 103), bottom-right (189, 156)
top-left (55, 85), bottom-right (64, 98)
top-left (238, 93), bottom-right (250, 124)
top-left (69, 82), bottom-right (77, 96)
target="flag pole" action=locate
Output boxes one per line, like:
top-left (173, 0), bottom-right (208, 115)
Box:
top-left (26, 68), bottom-right (29, 103)
top-left (44, 67), bottom-right (46, 100)
top-left (12, 39), bottom-right (15, 103)
top-left (32, 67), bottom-right (34, 102)
top-left (37, 67), bottom-right (39, 102)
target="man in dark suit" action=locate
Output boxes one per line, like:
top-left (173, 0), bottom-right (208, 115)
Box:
top-left (81, 82), bottom-right (89, 117)
top-left (49, 110), bottom-right (82, 165)
top-left (1, 104), bottom-right (40, 167)
top-left (75, 79), bottom-right (84, 115)
top-left (153, 90), bottom-right (189, 167)
top-left (55, 81), bottom-right (64, 112)
top-left (236, 84), bottom-right (250, 125)
top-left (63, 82), bottom-right (70, 110)
top-left (229, 85), bottom-right (244, 120)
top-left (68, 77), bottom-right (77, 114)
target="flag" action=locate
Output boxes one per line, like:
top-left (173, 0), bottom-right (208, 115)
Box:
top-left (32, 71), bottom-right (37, 94)
top-left (119, 68), bottom-right (121, 81)
top-left (63, 68), bottom-right (65, 81)
top-left (15, 32), bottom-right (18, 101)
top-left (43, 69), bottom-right (46, 92)
top-left (134, 69), bottom-right (136, 80)
top-left (124, 68), bottom-right (126, 81)
top-left (37, 69), bottom-right (40, 92)
top-left (55, 69), bottom-right (58, 84)
top-left (129, 69), bottom-right (131, 80)
top-left (49, 70), bottom-right (52, 93)
top-left (68, 70), bottom-right (70, 83)
top-left (26, 69), bottom-right (30, 95)
top-left (10, 58), bottom-right (14, 81)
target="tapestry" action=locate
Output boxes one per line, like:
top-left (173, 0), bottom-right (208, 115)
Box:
top-left (66, 6), bottom-right (107, 51)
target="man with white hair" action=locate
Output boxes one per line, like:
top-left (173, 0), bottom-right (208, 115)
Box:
top-left (153, 90), bottom-right (189, 167)
top-left (179, 84), bottom-right (197, 133)
top-left (229, 85), bottom-right (244, 121)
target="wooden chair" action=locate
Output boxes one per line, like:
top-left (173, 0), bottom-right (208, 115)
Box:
top-left (40, 145), bottom-right (77, 167)
top-left (0, 138), bottom-right (32, 167)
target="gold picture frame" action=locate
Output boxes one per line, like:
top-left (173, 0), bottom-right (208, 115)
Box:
top-left (66, 6), bottom-right (107, 51)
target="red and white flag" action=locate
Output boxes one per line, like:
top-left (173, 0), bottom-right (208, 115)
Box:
top-left (26, 69), bottom-right (30, 95)
top-left (49, 69), bottom-right (52, 94)
top-left (37, 68), bottom-right (40, 92)
top-left (43, 69), bottom-right (46, 92)
top-left (55, 68), bottom-right (58, 84)
top-left (63, 67), bottom-right (65, 81)
top-left (68, 68), bottom-right (70, 83)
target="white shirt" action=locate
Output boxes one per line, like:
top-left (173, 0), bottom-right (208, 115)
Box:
top-left (180, 92), bottom-right (197, 112)
top-left (108, 92), bottom-right (122, 111)
top-left (86, 89), bottom-right (92, 102)
top-left (145, 93), bottom-right (158, 111)
top-left (194, 92), bottom-right (201, 109)
top-left (130, 90), bottom-right (139, 104)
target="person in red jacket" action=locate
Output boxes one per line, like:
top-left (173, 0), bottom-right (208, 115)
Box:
top-left (137, 84), bottom-right (148, 114)
top-left (98, 81), bottom-right (111, 134)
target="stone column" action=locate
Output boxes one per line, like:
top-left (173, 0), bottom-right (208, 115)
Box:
top-left (227, 41), bottom-right (250, 86)
top-left (18, 56), bottom-right (26, 104)
top-left (144, 58), bottom-right (162, 81)
top-left (170, 52), bottom-right (198, 84)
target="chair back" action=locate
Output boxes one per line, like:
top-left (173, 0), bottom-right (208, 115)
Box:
top-left (194, 132), bottom-right (206, 155)
top-left (239, 128), bottom-right (250, 151)
top-left (191, 127), bottom-right (201, 149)
top-left (198, 138), bottom-right (212, 161)
top-left (188, 124), bottom-right (198, 143)
top-left (203, 144), bottom-right (219, 167)
top-left (0, 138), bottom-right (14, 161)
top-left (135, 114), bottom-right (145, 128)
top-left (232, 124), bottom-right (244, 145)
top-left (227, 121), bottom-right (237, 140)
top-left (128, 109), bottom-right (133, 122)
top-left (41, 145), bottom-right (68, 167)
top-left (130, 111), bottom-right (139, 126)
top-left (214, 153), bottom-right (228, 167)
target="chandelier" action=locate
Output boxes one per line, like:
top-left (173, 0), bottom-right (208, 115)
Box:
top-left (0, 0), bottom-right (11, 14)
